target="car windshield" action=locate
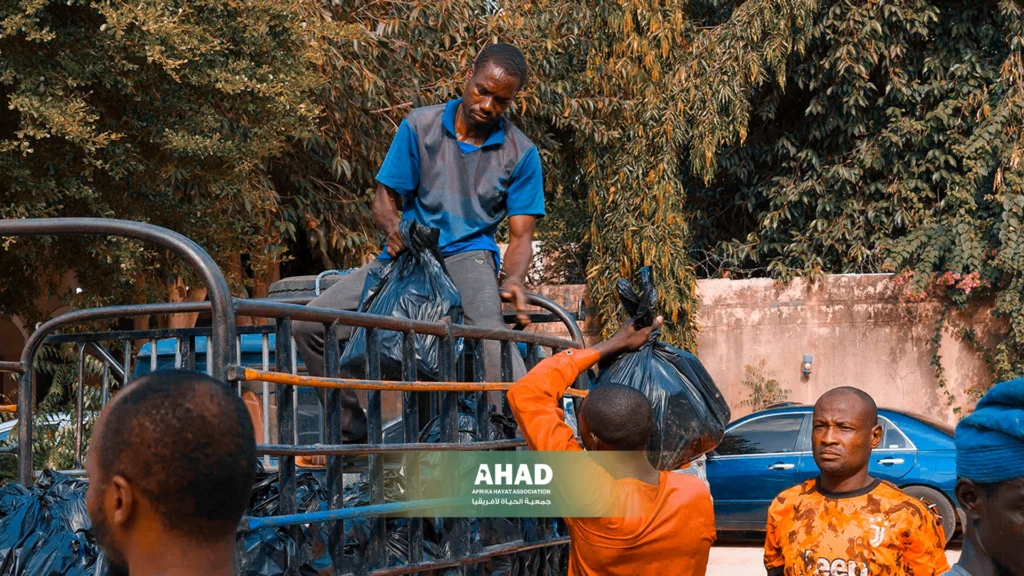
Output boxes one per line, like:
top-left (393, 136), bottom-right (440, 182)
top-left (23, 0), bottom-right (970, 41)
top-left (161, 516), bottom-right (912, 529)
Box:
top-left (895, 411), bottom-right (955, 437)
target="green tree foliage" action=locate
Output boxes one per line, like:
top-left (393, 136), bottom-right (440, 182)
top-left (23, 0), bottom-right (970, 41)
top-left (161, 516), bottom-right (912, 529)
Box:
top-left (4, 0), bottom-right (1024, 393)
top-left (0, 344), bottom-right (106, 482)
top-left (0, 0), bottom-right (338, 320)
top-left (315, 0), bottom-right (819, 347)
top-left (689, 0), bottom-right (1024, 383)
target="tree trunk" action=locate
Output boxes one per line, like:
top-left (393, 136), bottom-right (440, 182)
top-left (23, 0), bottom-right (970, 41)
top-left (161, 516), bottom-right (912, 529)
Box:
top-left (166, 278), bottom-right (208, 330)
top-left (248, 259), bottom-right (281, 326)
top-left (226, 254), bottom-right (255, 327)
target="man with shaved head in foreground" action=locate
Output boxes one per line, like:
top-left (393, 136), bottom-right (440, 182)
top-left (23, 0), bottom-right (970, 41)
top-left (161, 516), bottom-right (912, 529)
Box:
top-left (85, 370), bottom-right (257, 576)
top-left (764, 387), bottom-right (950, 576)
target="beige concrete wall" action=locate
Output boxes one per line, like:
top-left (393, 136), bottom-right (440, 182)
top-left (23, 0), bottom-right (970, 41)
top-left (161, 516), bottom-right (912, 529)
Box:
top-left (695, 274), bottom-right (997, 424)
top-left (526, 274), bottom-right (999, 425)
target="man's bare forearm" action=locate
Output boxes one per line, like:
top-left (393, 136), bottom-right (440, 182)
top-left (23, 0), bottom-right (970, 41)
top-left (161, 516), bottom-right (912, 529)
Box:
top-left (372, 184), bottom-right (402, 233)
top-left (502, 236), bottom-right (532, 285)
top-left (373, 184), bottom-right (407, 256)
top-left (501, 215), bottom-right (536, 286)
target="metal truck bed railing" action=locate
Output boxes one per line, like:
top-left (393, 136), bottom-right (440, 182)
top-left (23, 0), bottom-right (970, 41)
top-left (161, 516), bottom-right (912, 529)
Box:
top-left (0, 218), bottom-right (588, 575)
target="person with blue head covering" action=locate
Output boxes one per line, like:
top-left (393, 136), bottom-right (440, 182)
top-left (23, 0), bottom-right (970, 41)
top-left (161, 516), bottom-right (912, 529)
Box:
top-left (944, 378), bottom-right (1024, 576)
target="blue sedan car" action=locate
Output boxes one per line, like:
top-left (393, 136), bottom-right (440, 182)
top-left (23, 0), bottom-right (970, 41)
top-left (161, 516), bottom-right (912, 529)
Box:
top-left (706, 403), bottom-right (960, 542)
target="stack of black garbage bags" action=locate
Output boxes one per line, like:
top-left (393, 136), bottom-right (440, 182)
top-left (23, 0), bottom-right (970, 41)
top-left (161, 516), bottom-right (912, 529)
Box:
top-left (0, 243), bottom-right (729, 575)
top-left (0, 404), bottom-right (566, 576)
top-left (236, 399), bottom-right (569, 576)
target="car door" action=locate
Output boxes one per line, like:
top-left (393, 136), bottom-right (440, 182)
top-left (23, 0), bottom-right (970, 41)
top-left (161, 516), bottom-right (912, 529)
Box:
top-left (794, 420), bottom-right (819, 484)
top-left (707, 412), bottom-right (810, 530)
top-left (869, 416), bottom-right (917, 481)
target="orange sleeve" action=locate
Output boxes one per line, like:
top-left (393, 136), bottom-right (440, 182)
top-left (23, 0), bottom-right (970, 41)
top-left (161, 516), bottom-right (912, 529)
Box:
top-left (507, 349), bottom-right (599, 453)
top-left (763, 499), bottom-right (786, 575)
top-left (695, 481), bottom-right (717, 570)
top-left (900, 502), bottom-right (951, 575)
top-left (508, 349), bottom-right (629, 517)
top-left (690, 498), bottom-right (714, 576)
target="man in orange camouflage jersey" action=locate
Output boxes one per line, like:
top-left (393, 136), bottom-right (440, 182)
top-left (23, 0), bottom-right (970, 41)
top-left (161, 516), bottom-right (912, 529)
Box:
top-left (764, 387), bottom-right (950, 576)
top-left (507, 316), bottom-right (716, 576)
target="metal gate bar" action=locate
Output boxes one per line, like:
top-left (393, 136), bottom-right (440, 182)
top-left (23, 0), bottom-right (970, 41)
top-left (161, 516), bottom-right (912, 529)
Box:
top-left (229, 368), bottom-right (589, 396)
top-left (3, 218), bottom-right (585, 572)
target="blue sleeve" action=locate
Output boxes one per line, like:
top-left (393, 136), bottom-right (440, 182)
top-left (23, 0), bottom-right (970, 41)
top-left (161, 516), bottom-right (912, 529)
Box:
top-left (506, 147), bottom-right (545, 218)
top-left (375, 120), bottom-right (420, 197)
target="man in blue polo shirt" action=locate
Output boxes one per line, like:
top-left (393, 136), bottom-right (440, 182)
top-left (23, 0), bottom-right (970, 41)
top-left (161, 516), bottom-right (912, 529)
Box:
top-left (294, 43), bottom-right (543, 442)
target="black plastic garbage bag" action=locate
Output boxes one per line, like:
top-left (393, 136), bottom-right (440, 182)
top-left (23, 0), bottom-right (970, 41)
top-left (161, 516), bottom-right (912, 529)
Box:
top-left (238, 527), bottom-right (300, 576)
top-left (480, 517), bottom-right (569, 576)
top-left (241, 471), bottom-right (332, 575)
top-left (339, 471), bottom-right (454, 570)
top-left (414, 400), bottom-right (571, 576)
top-left (0, 470), bottom-right (100, 576)
top-left (341, 469), bottom-right (414, 566)
top-left (0, 466), bottom-right (569, 576)
top-left (341, 220), bottom-right (464, 381)
top-left (593, 266), bottom-right (731, 470)
top-left (521, 518), bottom-right (569, 576)
top-left (242, 469), bottom-right (419, 575)
top-left (419, 398), bottom-right (520, 444)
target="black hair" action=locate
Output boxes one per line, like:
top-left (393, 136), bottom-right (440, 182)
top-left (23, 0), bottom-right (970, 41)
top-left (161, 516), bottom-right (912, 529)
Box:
top-left (474, 43), bottom-right (528, 87)
top-left (819, 386), bottom-right (879, 426)
top-left (96, 370), bottom-right (257, 542)
top-left (581, 383), bottom-right (655, 451)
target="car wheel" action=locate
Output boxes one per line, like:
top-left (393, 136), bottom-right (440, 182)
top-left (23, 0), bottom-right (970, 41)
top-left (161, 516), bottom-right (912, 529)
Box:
top-left (902, 485), bottom-right (956, 545)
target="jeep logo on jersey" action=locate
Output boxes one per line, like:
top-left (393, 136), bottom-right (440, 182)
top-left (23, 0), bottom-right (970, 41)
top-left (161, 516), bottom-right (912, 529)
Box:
top-left (473, 464), bottom-right (553, 486)
top-left (815, 558), bottom-right (868, 576)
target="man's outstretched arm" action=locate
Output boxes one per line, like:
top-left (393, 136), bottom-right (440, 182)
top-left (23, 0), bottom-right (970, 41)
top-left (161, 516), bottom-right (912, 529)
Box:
top-left (507, 349), bottom-right (597, 453)
top-left (374, 118), bottom-right (421, 256)
top-left (507, 316), bottom-right (664, 453)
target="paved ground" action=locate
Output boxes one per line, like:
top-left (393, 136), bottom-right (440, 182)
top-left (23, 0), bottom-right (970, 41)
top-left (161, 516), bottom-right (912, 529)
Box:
top-left (707, 544), bottom-right (961, 576)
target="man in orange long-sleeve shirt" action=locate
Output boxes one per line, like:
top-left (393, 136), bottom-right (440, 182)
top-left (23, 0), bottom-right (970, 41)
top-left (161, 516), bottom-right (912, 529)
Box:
top-left (507, 316), bottom-right (716, 576)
